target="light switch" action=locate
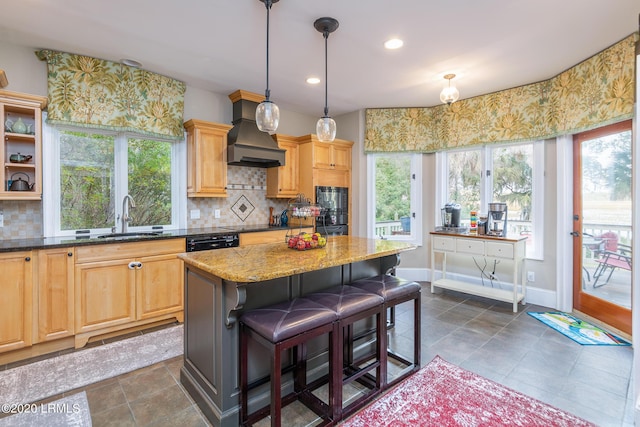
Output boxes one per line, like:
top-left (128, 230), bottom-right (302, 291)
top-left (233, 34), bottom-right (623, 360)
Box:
top-left (214, 209), bottom-right (221, 219)
top-left (190, 209), bottom-right (200, 219)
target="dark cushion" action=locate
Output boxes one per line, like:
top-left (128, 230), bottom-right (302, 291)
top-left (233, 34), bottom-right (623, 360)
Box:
top-left (241, 298), bottom-right (337, 343)
top-left (306, 285), bottom-right (384, 319)
top-left (349, 274), bottom-right (421, 302)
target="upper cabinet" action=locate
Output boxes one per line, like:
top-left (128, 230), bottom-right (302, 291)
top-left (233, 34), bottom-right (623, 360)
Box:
top-left (0, 90), bottom-right (47, 200)
top-left (307, 138), bottom-right (352, 171)
top-left (185, 119), bottom-right (233, 198)
top-left (266, 134), bottom-right (300, 198)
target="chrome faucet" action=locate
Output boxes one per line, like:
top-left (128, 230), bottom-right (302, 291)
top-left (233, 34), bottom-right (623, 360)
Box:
top-left (121, 194), bottom-right (136, 233)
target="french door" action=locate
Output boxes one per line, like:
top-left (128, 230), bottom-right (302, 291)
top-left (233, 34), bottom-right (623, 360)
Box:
top-left (572, 120), bottom-right (632, 334)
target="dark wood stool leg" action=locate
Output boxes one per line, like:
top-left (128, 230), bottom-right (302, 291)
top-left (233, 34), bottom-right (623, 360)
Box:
top-left (271, 343), bottom-right (282, 427)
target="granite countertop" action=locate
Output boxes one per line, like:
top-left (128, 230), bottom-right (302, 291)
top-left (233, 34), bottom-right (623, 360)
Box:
top-left (0, 225), bottom-right (291, 253)
top-left (430, 230), bottom-right (528, 242)
top-left (179, 235), bottom-right (416, 283)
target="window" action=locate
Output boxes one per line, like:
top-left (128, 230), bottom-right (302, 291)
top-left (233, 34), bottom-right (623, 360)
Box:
top-left (368, 153), bottom-right (422, 244)
top-left (43, 122), bottom-right (185, 237)
top-left (437, 142), bottom-right (544, 259)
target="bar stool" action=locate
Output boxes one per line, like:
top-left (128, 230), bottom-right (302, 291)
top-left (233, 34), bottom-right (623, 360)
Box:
top-left (348, 274), bottom-right (421, 389)
top-left (239, 298), bottom-right (339, 427)
top-left (307, 284), bottom-right (385, 420)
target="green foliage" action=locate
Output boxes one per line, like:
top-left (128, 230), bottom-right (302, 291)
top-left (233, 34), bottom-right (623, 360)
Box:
top-left (375, 156), bottom-right (411, 222)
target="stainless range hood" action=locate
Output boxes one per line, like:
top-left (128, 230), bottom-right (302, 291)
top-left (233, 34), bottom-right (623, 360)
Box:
top-left (227, 90), bottom-right (286, 168)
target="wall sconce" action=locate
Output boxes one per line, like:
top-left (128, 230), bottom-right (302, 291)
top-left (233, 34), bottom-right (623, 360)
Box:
top-left (256, 0), bottom-right (280, 133)
top-left (440, 73), bottom-right (460, 105)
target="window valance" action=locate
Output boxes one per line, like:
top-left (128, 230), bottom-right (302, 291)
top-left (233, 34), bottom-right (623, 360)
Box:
top-left (35, 50), bottom-right (186, 140)
top-left (365, 32), bottom-right (638, 153)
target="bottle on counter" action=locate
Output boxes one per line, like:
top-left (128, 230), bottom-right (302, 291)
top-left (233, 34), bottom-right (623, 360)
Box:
top-left (470, 210), bottom-right (478, 234)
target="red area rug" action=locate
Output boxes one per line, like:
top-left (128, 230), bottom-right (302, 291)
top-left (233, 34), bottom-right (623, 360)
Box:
top-left (341, 356), bottom-right (595, 427)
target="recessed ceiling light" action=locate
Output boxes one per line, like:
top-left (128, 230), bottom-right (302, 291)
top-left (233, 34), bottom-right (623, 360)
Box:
top-left (121, 58), bottom-right (142, 68)
top-left (384, 38), bottom-right (403, 50)
top-left (306, 77), bottom-right (321, 85)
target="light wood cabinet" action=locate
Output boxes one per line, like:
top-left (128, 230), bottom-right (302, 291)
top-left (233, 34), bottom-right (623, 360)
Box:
top-left (74, 239), bottom-right (185, 347)
top-left (0, 251), bottom-right (33, 353)
top-left (0, 90), bottom-right (47, 200)
top-left (308, 139), bottom-right (351, 170)
top-left (266, 134), bottom-right (300, 198)
top-left (185, 119), bottom-right (233, 198)
top-left (36, 248), bottom-right (75, 342)
top-left (239, 227), bottom-right (313, 246)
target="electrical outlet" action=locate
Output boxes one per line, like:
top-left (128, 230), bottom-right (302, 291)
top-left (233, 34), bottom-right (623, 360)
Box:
top-left (527, 271), bottom-right (535, 282)
top-left (214, 209), bottom-right (221, 219)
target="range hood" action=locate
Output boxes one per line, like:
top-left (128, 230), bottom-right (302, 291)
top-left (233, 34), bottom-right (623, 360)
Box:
top-left (227, 90), bottom-right (286, 168)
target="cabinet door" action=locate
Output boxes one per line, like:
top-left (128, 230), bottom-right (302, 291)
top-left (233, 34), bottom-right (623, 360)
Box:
top-left (37, 248), bottom-right (75, 342)
top-left (185, 120), bottom-right (232, 198)
top-left (267, 136), bottom-right (299, 198)
top-left (0, 251), bottom-right (33, 353)
top-left (313, 141), bottom-right (333, 169)
top-left (75, 259), bottom-right (136, 333)
top-left (313, 168), bottom-right (350, 188)
top-left (331, 144), bottom-right (351, 171)
top-left (136, 253), bottom-right (184, 320)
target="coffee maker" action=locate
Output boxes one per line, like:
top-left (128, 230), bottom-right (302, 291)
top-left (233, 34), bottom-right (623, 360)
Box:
top-left (487, 202), bottom-right (507, 237)
top-left (441, 203), bottom-right (462, 228)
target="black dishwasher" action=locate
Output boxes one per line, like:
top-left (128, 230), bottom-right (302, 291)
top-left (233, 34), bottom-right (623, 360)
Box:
top-left (186, 233), bottom-right (239, 252)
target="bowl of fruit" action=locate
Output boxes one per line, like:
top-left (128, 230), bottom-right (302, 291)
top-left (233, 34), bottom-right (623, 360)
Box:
top-left (286, 232), bottom-right (327, 251)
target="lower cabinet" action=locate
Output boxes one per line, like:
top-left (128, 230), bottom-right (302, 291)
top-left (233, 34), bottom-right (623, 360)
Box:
top-left (36, 247), bottom-right (75, 342)
top-left (74, 239), bottom-right (184, 347)
top-left (0, 251), bottom-right (33, 353)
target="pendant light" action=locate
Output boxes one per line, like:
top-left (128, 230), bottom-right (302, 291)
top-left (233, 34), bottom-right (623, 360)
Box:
top-left (314, 17), bottom-right (339, 142)
top-left (440, 73), bottom-right (459, 105)
top-left (256, 0), bottom-right (280, 133)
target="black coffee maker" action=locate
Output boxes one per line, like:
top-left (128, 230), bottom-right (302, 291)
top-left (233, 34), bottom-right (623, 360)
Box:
top-left (441, 203), bottom-right (462, 228)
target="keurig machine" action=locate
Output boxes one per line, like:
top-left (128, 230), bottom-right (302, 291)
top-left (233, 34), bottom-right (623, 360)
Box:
top-left (441, 203), bottom-right (462, 228)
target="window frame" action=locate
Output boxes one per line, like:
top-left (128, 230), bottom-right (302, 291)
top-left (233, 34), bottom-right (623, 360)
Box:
top-left (367, 153), bottom-right (423, 246)
top-left (436, 141), bottom-right (544, 260)
top-left (42, 117), bottom-right (186, 238)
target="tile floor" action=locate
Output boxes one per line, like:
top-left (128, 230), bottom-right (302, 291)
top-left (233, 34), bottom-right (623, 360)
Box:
top-left (3, 282), bottom-right (634, 427)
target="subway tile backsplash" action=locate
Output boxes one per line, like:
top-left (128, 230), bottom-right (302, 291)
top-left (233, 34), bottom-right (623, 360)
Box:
top-left (0, 165), bottom-right (292, 240)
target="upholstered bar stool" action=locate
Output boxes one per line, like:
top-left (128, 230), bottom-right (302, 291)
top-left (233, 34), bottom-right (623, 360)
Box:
top-left (348, 274), bottom-right (421, 389)
top-left (239, 298), bottom-right (339, 427)
top-left (307, 284), bottom-right (385, 420)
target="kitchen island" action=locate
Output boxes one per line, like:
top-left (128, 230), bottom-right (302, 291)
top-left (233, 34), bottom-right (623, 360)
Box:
top-left (178, 236), bottom-right (415, 427)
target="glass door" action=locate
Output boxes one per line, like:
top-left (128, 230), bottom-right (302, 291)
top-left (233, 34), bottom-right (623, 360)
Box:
top-left (572, 120), bottom-right (632, 334)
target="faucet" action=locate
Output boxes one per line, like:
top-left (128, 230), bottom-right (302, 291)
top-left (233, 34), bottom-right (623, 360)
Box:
top-left (121, 194), bottom-right (136, 233)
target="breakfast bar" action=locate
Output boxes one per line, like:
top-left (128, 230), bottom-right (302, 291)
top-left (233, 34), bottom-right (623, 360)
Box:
top-left (178, 236), bottom-right (416, 427)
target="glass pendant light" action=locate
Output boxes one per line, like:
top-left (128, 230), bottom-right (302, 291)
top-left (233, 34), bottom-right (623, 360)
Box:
top-left (256, 0), bottom-right (280, 133)
top-left (314, 17), bottom-right (339, 142)
top-left (440, 73), bottom-right (460, 105)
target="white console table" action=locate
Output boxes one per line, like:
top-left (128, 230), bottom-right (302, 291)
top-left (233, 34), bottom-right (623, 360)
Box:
top-left (430, 231), bottom-right (527, 312)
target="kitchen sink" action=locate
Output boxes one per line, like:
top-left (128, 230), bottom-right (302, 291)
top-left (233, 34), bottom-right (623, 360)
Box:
top-left (97, 232), bottom-right (162, 240)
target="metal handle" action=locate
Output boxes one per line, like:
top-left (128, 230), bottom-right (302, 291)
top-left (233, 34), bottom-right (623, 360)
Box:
top-left (25, 256), bottom-right (31, 262)
top-left (68, 252), bottom-right (73, 257)
top-left (128, 261), bottom-right (143, 269)
top-left (570, 231), bottom-right (580, 237)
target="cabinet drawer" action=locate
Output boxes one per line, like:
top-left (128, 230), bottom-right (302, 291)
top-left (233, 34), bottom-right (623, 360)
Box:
top-left (432, 236), bottom-right (455, 252)
top-left (455, 238), bottom-right (484, 255)
top-left (486, 242), bottom-right (514, 259)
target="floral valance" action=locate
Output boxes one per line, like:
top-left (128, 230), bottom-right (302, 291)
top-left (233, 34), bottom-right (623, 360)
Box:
top-left (35, 50), bottom-right (186, 140)
top-left (365, 32), bottom-right (638, 153)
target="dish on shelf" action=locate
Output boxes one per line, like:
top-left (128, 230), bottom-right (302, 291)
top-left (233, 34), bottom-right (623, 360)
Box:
top-left (9, 153), bottom-right (32, 163)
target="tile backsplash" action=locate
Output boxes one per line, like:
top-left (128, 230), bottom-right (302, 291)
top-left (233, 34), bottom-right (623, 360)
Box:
top-left (0, 165), bottom-right (293, 240)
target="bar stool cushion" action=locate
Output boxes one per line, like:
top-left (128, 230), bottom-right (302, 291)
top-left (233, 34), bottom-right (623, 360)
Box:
top-left (307, 285), bottom-right (384, 318)
top-left (350, 274), bottom-right (421, 301)
top-left (241, 298), bottom-right (337, 343)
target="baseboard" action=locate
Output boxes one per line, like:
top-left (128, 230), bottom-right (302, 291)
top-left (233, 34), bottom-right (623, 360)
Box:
top-left (396, 267), bottom-right (557, 310)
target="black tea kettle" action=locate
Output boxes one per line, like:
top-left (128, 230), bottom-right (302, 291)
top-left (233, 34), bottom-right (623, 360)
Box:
top-left (9, 172), bottom-right (35, 191)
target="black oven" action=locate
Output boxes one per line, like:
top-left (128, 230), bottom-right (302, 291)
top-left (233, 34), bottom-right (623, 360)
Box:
top-left (316, 186), bottom-right (348, 234)
top-left (186, 233), bottom-right (239, 252)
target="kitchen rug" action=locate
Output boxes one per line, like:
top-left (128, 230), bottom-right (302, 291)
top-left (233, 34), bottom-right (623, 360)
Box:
top-left (527, 311), bottom-right (630, 346)
top-left (0, 324), bottom-right (182, 405)
top-left (0, 392), bottom-right (91, 427)
top-left (341, 356), bottom-right (596, 427)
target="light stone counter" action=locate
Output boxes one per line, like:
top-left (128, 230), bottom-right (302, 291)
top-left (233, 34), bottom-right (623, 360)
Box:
top-left (178, 235), bottom-right (416, 282)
